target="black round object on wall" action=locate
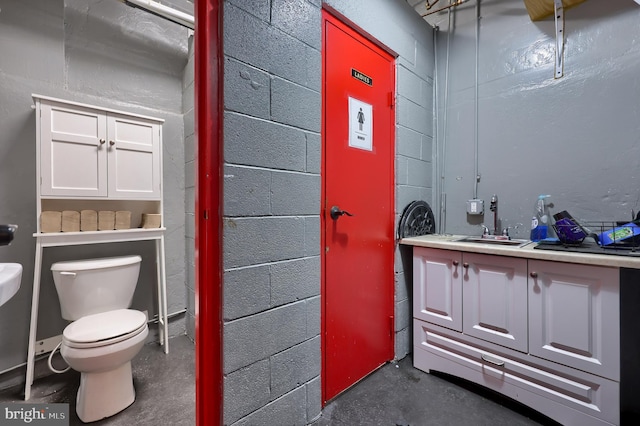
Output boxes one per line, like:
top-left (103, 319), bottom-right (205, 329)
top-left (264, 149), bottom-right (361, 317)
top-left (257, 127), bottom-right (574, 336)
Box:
top-left (398, 201), bottom-right (436, 238)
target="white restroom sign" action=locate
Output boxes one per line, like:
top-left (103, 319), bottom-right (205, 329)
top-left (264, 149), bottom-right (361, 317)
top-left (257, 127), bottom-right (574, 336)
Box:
top-left (348, 97), bottom-right (372, 151)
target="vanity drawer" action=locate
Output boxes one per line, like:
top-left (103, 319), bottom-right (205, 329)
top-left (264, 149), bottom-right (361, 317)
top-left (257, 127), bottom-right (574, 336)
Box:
top-left (414, 320), bottom-right (619, 426)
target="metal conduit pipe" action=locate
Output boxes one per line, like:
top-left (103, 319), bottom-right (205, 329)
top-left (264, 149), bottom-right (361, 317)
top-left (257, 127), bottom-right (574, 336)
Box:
top-left (119, 0), bottom-right (194, 29)
top-left (473, 0), bottom-right (480, 199)
top-left (422, 0), bottom-right (471, 17)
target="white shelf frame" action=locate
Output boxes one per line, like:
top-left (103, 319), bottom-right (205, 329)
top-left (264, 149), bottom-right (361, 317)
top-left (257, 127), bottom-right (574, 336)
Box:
top-left (24, 229), bottom-right (169, 400)
top-left (26, 95), bottom-right (169, 400)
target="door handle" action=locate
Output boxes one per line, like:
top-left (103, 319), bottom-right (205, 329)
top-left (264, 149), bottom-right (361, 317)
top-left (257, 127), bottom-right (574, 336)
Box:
top-left (330, 206), bottom-right (354, 220)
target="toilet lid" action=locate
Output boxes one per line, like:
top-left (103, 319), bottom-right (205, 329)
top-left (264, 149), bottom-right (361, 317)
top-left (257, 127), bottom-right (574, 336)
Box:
top-left (63, 309), bottom-right (147, 347)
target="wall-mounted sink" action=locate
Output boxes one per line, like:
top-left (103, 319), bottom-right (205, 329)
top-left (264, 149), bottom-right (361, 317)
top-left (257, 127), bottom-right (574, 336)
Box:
top-left (0, 263), bottom-right (22, 307)
top-left (454, 236), bottom-right (531, 247)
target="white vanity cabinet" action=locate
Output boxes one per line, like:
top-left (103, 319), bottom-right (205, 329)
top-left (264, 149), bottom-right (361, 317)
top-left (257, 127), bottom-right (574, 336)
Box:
top-left (38, 98), bottom-right (161, 199)
top-left (412, 246), bottom-right (620, 426)
top-left (413, 248), bottom-right (528, 352)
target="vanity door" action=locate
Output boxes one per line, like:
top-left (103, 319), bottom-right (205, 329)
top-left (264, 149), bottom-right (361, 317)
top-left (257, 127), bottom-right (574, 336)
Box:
top-left (462, 253), bottom-right (528, 352)
top-left (528, 260), bottom-right (620, 380)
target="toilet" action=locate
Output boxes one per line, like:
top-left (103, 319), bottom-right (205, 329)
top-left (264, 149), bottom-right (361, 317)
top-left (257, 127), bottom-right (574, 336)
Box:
top-left (50, 255), bottom-right (149, 423)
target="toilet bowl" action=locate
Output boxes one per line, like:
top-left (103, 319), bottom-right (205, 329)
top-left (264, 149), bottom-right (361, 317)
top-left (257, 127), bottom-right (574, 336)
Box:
top-left (51, 256), bottom-right (148, 423)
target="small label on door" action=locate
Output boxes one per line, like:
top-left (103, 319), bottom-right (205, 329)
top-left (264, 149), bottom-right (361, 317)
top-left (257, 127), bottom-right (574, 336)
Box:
top-left (348, 97), bottom-right (373, 151)
top-left (351, 68), bottom-right (373, 86)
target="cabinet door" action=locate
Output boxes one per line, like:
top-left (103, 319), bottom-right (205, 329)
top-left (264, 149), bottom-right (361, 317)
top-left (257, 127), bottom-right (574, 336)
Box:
top-left (40, 102), bottom-right (108, 197)
top-left (528, 260), bottom-right (619, 381)
top-left (107, 114), bottom-right (161, 199)
top-left (413, 247), bottom-right (462, 331)
top-left (463, 253), bottom-right (528, 352)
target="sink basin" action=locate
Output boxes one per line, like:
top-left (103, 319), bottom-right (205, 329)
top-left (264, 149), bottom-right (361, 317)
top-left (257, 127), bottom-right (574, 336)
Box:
top-left (0, 263), bottom-right (22, 306)
top-left (454, 236), bottom-right (531, 247)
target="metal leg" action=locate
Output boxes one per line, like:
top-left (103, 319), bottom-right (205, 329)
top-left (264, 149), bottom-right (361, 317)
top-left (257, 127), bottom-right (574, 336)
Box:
top-left (156, 236), bottom-right (169, 354)
top-left (24, 242), bottom-right (43, 400)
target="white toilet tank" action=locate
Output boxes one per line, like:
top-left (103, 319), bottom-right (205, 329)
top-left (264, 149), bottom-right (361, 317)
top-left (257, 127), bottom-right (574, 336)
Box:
top-left (51, 255), bottom-right (142, 321)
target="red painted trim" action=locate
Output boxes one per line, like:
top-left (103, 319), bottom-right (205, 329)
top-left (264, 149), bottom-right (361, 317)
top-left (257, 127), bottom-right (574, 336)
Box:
top-left (320, 10), bottom-right (328, 406)
top-left (195, 1), bottom-right (223, 425)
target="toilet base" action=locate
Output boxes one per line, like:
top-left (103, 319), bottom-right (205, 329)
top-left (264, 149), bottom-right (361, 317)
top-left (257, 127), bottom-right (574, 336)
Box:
top-left (76, 362), bottom-right (135, 423)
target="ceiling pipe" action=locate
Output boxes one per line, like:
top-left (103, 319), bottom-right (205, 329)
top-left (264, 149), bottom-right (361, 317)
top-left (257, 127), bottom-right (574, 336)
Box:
top-left (422, 0), bottom-right (470, 17)
top-left (120, 0), bottom-right (194, 29)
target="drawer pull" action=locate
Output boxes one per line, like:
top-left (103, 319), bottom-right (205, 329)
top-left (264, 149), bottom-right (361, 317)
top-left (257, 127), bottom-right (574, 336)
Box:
top-left (530, 271), bottom-right (538, 278)
top-left (463, 262), bottom-right (469, 268)
top-left (481, 354), bottom-right (505, 367)
top-left (452, 260), bottom-right (459, 266)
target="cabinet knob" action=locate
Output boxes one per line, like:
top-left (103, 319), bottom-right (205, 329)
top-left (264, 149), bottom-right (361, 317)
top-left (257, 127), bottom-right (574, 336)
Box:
top-left (463, 262), bottom-right (469, 268)
top-left (452, 260), bottom-right (459, 266)
top-left (530, 272), bottom-right (538, 278)
top-left (99, 139), bottom-right (106, 145)
top-left (109, 140), bottom-right (115, 146)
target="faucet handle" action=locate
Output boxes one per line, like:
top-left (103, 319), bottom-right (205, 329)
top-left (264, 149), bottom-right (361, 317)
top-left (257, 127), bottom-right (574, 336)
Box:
top-left (481, 225), bottom-right (490, 236)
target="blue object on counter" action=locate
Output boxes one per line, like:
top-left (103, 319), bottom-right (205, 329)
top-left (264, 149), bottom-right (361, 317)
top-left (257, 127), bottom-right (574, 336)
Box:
top-left (598, 222), bottom-right (640, 246)
top-left (530, 195), bottom-right (552, 242)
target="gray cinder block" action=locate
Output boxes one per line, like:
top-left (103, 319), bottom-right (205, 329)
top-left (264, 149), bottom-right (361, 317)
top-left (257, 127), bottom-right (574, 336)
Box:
top-left (223, 216), bottom-right (305, 269)
top-left (224, 112), bottom-right (307, 172)
top-left (224, 265), bottom-right (271, 321)
top-left (271, 77), bottom-right (321, 132)
top-left (223, 301), bottom-right (308, 373)
top-left (223, 360), bottom-right (271, 425)
top-left (269, 337), bottom-right (320, 399)
top-left (270, 171), bottom-right (320, 216)
top-left (270, 257), bottom-right (320, 307)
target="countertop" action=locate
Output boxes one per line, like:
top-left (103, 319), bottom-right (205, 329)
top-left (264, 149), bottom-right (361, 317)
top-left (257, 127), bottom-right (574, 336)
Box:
top-left (400, 234), bottom-right (640, 269)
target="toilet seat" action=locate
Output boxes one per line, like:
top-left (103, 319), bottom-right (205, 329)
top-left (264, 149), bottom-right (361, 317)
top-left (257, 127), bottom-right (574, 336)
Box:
top-left (63, 309), bottom-right (147, 349)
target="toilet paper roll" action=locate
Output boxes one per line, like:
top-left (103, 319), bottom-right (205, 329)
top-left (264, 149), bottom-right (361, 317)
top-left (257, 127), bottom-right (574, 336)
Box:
top-left (115, 211), bottom-right (132, 230)
top-left (141, 213), bottom-right (161, 229)
top-left (41, 211), bottom-right (62, 233)
top-left (80, 210), bottom-right (98, 232)
top-left (98, 211), bottom-right (115, 231)
top-left (61, 210), bottom-right (80, 232)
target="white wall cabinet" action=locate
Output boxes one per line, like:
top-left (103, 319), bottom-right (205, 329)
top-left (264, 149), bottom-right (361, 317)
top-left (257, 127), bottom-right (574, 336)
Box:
top-left (25, 95), bottom-right (168, 401)
top-left (413, 247), bottom-right (620, 426)
top-left (39, 99), bottom-right (161, 199)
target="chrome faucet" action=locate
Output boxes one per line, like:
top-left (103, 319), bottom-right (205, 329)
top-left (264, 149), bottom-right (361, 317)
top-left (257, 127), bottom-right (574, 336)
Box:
top-left (490, 194), bottom-right (498, 235)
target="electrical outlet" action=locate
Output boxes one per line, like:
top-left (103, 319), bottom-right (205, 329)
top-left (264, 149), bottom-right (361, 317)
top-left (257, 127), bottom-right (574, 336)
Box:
top-left (467, 199), bottom-right (484, 215)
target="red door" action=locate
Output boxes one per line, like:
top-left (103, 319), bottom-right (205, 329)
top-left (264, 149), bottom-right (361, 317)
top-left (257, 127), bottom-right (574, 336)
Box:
top-left (322, 11), bottom-right (396, 403)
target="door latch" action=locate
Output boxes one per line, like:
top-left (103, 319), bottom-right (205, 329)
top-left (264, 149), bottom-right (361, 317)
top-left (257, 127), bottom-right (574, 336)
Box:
top-left (330, 206), bottom-right (354, 220)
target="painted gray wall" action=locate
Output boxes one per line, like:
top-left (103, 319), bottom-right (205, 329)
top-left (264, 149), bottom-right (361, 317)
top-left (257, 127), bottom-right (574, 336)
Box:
top-left (0, 0), bottom-right (189, 386)
top-left (221, 0), bottom-right (434, 424)
top-left (432, 0), bottom-right (640, 237)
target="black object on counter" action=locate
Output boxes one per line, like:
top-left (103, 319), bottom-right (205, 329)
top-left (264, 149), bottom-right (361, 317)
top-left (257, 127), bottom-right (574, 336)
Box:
top-left (0, 224), bottom-right (18, 246)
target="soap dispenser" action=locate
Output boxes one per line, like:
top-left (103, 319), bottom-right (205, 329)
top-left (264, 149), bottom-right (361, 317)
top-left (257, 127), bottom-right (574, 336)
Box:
top-left (530, 195), bottom-right (551, 242)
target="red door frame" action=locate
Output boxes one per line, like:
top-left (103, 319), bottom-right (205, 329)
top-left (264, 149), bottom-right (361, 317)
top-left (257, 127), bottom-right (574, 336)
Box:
top-left (321, 7), bottom-right (397, 405)
top-left (195, 0), bottom-right (223, 424)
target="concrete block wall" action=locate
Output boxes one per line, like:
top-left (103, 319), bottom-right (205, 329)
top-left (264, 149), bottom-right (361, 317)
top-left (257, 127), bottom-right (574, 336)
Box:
top-left (222, 0), bottom-right (322, 424)
top-left (394, 48), bottom-right (435, 359)
top-left (184, 34), bottom-right (196, 339)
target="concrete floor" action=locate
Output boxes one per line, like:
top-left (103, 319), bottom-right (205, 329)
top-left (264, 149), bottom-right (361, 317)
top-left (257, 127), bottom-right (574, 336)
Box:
top-left (314, 356), bottom-right (559, 426)
top-left (0, 335), bottom-right (558, 425)
top-left (0, 335), bottom-right (195, 425)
